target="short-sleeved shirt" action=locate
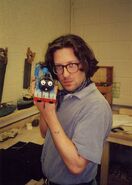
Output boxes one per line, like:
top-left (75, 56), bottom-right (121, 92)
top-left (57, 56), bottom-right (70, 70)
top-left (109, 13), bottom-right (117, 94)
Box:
top-left (41, 83), bottom-right (112, 185)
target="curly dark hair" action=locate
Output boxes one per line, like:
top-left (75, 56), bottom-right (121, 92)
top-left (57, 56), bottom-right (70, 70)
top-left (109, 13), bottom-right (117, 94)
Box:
top-left (44, 34), bottom-right (99, 80)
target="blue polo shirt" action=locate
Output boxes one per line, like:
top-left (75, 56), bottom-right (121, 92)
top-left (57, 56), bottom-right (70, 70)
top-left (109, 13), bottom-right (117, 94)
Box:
top-left (41, 83), bottom-right (112, 185)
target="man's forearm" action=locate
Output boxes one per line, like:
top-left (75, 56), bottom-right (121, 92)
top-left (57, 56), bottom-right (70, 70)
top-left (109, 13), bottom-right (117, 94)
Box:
top-left (39, 113), bottom-right (48, 137)
top-left (46, 112), bottom-right (89, 174)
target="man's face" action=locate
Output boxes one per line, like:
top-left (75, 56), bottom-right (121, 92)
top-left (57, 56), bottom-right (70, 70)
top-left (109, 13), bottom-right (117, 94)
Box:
top-left (53, 48), bottom-right (86, 92)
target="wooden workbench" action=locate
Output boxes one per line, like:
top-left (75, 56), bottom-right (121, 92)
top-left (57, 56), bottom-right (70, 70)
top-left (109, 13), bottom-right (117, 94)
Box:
top-left (100, 131), bottom-right (132, 185)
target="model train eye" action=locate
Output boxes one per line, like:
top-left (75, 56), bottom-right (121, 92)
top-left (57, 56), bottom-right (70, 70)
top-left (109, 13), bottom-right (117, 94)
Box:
top-left (40, 79), bottom-right (46, 85)
top-left (48, 81), bottom-right (53, 86)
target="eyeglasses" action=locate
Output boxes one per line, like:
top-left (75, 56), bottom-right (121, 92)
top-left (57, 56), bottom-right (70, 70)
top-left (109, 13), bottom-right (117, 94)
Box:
top-left (53, 62), bottom-right (81, 75)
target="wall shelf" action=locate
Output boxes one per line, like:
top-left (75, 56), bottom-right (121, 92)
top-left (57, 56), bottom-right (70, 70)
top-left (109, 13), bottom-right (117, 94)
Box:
top-left (92, 66), bottom-right (113, 106)
top-left (0, 106), bottom-right (39, 131)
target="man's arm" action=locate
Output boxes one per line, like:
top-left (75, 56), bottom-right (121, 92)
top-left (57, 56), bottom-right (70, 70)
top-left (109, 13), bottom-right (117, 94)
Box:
top-left (30, 79), bottom-right (48, 137)
top-left (39, 113), bottom-right (48, 138)
top-left (38, 102), bottom-right (89, 174)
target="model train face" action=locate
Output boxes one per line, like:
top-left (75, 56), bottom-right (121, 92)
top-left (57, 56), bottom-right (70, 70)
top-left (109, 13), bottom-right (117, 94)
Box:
top-left (34, 63), bottom-right (57, 103)
top-left (39, 74), bottom-right (54, 92)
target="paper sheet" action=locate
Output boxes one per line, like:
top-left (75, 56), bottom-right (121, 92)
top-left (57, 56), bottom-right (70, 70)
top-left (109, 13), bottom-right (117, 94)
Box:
top-left (112, 114), bottom-right (132, 134)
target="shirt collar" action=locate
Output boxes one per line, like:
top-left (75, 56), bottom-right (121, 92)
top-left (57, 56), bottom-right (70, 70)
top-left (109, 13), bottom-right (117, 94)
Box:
top-left (64, 83), bottom-right (97, 100)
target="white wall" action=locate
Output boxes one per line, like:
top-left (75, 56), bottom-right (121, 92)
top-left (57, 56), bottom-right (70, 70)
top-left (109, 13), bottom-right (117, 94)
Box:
top-left (1, 0), bottom-right (132, 106)
top-left (0, 0), bottom-right (70, 103)
top-left (71, 0), bottom-right (132, 106)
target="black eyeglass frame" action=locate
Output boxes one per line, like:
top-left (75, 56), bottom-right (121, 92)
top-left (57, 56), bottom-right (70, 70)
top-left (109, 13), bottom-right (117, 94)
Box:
top-left (53, 62), bottom-right (81, 75)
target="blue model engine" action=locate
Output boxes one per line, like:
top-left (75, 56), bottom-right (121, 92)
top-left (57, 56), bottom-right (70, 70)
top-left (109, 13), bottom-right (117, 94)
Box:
top-left (34, 63), bottom-right (56, 103)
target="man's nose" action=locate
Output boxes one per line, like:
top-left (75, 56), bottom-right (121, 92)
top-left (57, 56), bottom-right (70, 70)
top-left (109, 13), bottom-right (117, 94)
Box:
top-left (63, 67), bottom-right (70, 77)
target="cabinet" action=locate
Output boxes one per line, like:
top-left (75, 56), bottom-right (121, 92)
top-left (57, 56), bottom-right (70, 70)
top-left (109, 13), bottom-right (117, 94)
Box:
top-left (92, 66), bottom-right (113, 106)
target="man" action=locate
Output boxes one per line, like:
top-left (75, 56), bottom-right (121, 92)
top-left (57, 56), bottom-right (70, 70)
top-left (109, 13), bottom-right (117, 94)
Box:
top-left (34, 34), bottom-right (112, 185)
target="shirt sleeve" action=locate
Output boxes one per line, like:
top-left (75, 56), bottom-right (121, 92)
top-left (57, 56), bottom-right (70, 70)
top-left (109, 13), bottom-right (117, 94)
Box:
top-left (72, 99), bottom-right (112, 164)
